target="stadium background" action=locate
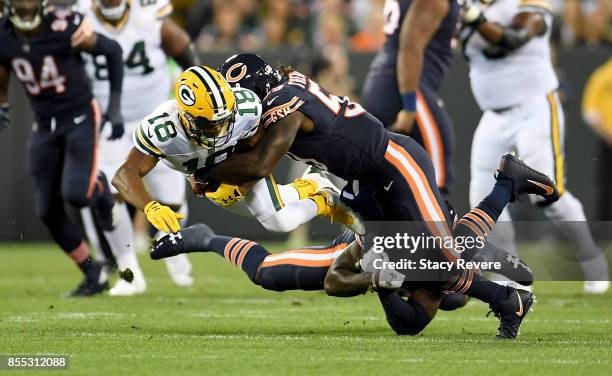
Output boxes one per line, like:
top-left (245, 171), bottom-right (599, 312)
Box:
top-left (0, 0), bottom-right (610, 241)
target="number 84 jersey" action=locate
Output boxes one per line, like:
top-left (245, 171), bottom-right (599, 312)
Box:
top-left (133, 87), bottom-right (262, 176)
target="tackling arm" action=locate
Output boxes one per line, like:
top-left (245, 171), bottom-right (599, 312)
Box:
top-left (394, 0), bottom-right (449, 134)
top-left (324, 242), bottom-right (372, 297)
top-left (195, 111), bottom-right (304, 186)
top-left (161, 18), bottom-right (201, 70)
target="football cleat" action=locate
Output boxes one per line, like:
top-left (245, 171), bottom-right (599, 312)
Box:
top-left (488, 287), bottom-right (535, 339)
top-left (583, 281), bottom-right (610, 294)
top-left (316, 188), bottom-right (366, 235)
top-left (301, 165), bottom-right (337, 192)
top-left (91, 172), bottom-right (115, 231)
top-left (496, 153), bottom-right (559, 204)
top-left (164, 254), bottom-right (194, 287)
top-left (150, 232), bottom-right (186, 260)
top-left (65, 261), bottom-right (109, 297)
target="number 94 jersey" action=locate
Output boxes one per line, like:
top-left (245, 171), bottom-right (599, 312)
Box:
top-left (133, 87), bottom-right (262, 176)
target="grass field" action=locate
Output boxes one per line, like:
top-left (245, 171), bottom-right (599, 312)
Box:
top-left (1, 243), bottom-right (611, 375)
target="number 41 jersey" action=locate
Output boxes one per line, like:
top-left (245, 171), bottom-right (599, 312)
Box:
top-left (80, 0), bottom-right (173, 123)
top-left (134, 87), bottom-right (262, 176)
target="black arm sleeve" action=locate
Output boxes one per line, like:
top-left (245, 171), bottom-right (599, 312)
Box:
top-left (90, 33), bottom-right (124, 95)
top-left (173, 43), bottom-right (201, 70)
top-left (499, 26), bottom-right (531, 51)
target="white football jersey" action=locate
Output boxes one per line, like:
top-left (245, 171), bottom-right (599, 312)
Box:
top-left (80, 0), bottom-right (173, 122)
top-left (463, 0), bottom-right (559, 110)
top-left (133, 87), bottom-right (262, 176)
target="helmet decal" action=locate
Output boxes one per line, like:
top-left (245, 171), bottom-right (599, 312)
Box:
top-left (178, 84), bottom-right (196, 106)
top-left (225, 63), bottom-right (247, 83)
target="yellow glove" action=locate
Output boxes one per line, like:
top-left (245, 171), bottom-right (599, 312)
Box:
top-left (205, 183), bottom-right (244, 207)
top-left (143, 201), bottom-right (185, 233)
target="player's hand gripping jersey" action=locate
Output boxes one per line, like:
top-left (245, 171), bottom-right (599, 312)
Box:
top-left (134, 87), bottom-right (260, 176)
top-left (261, 70), bottom-right (390, 181)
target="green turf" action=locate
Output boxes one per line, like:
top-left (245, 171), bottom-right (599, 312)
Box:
top-left (0, 243), bottom-right (610, 375)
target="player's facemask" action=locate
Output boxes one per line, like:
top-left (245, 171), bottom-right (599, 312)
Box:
top-left (180, 109), bottom-right (237, 149)
top-left (9, 0), bottom-right (46, 31)
top-left (95, 0), bottom-right (128, 21)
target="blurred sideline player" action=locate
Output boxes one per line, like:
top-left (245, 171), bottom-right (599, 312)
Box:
top-left (0, 0), bottom-right (124, 296)
top-left (112, 66), bottom-right (362, 245)
top-left (362, 0), bottom-right (461, 193)
top-left (195, 54), bottom-right (563, 339)
top-left (77, 0), bottom-right (201, 295)
top-left (462, 0), bottom-right (609, 293)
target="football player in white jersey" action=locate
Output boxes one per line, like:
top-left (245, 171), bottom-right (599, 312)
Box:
top-left (78, 0), bottom-right (201, 295)
top-left (112, 66), bottom-right (363, 252)
top-left (462, 0), bottom-right (609, 293)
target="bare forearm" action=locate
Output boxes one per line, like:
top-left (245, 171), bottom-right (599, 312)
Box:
top-left (397, 46), bottom-right (423, 94)
top-left (324, 269), bottom-right (372, 297)
top-left (112, 166), bottom-right (154, 211)
top-left (475, 21), bottom-right (505, 44)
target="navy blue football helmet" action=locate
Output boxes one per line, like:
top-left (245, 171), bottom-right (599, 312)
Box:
top-left (219, 53), bottom-right (281, 100)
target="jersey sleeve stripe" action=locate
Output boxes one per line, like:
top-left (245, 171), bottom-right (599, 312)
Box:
top-left (156, 3), bottom-right (173, 19)
top-left (519, 0), bottom-right (553, 12)
top-left (135, 126), bottom-right (164, 157)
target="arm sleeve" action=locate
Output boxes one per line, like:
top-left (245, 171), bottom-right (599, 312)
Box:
top-left (89, 33), bottom-right (123, 94)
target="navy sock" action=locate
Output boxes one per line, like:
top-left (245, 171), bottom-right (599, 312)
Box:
top-left (479, 179), bottom-right (513, 221)
top-left (445, 269), bottom-right (509, 304)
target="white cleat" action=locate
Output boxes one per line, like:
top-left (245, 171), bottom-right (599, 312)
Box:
top-left (164, 253), bottom-right (194, 287)
top-left (583, 281), bottom-right (609, 294)
top-left (109, 273), bottom-right (146, 297)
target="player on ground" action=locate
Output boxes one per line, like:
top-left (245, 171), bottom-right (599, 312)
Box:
top-left (112, 65), bottom-right (363, 243)
top-left (151, 153), bottom-right (546, 337)
top-left (200, 53), bottom-right (560, 339)
top-left (79, 0), bottom-right (202, 295)
top-left (361, 0), bottom-right (461, 193)
top-left (0, 0), bottom-right (124, 296)
top-left (461, 0), bottom-right (609, 293)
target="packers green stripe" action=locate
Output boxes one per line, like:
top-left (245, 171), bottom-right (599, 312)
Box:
top-left (135, 134), bottom-right (163, 158)
top-left (265, 176), bottom-right (283, 211)
top-left (138, 126), bottom-right (162, 154)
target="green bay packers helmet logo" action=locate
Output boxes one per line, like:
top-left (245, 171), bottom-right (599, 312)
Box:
top-left (178, 84), bottom-right (196, 106)
top-left (225, 63), bottom-right (247, 83)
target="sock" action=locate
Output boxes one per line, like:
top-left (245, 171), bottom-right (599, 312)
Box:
top-left (478, 178), bottom-right (513, 222)
top-left (68, 241), bottom-right (95, 274)
top-left (445, 269), bottom-right (509, 304)
top-left (309, 193), bottom-right (329, 216)
top-left (377, 289), bottom-right (432, 335)
top-left (103, 202), bottom-right (141, 274)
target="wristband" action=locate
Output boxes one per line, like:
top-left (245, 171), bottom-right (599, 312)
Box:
top-left (401, 92), bottom-right (417, 112)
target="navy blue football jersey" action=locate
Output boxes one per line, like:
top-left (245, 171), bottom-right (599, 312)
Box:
top-left (0, 9), bottom-right (92, 119)
top-left (371, 0), bottom-right (461, 92)
top-left (260, 71), bottom-right (389, 181)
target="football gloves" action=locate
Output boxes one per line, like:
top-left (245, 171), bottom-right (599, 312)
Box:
top-left (144, 201), bottom-right (185, 234)
top-left (462, 0), bottom-right (486, 27)
top-left (102, 92), bottom-right (124, 140)
top-left (205, 183), bottom-right (244, 207)
top-left (0, 102), bottom-right (9, 131)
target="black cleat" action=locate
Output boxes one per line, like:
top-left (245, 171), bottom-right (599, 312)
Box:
top-left (488, 288), bottom-right (535, 339)
top-left (150, 223), bottom-right (216, 260)
top-left (91, 173), bottom-right (115, 231)
top-left (150, 232), bottom-right (185, 260)
top-left (496, 153), bottom-right (560, 204)
top-left (65, 262), bottom-right (109, 297)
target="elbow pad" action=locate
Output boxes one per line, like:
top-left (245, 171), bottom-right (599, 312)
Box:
top-left (499, 26), bottom-right (530, 51)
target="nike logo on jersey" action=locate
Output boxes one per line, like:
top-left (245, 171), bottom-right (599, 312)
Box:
top-left (267, 96), bottom-right (279, 105)
top-left (384, 181), bottom-right (394, 191)
top-left (527, 180), bottom-right (554, 195)
top-left (515, 291), bottom-right (524, 317)
top-left (74, 114), bottom-right (87, 125)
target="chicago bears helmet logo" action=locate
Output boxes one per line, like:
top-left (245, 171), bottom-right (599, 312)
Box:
top-left (178, 84), bottom-right (196, 106)
top-left (225, 63), bottom-right (247, 83)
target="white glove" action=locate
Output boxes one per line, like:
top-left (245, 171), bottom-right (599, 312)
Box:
top-left (374, 267), bottom-right (405, 290)
top-left (463, 0), bottom-right (485, 25)
top-left (359, 248), bottom-right (385, 273)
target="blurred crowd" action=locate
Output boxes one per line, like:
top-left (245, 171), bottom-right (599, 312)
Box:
top-left (171, 0), bottom-right (612, 53)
